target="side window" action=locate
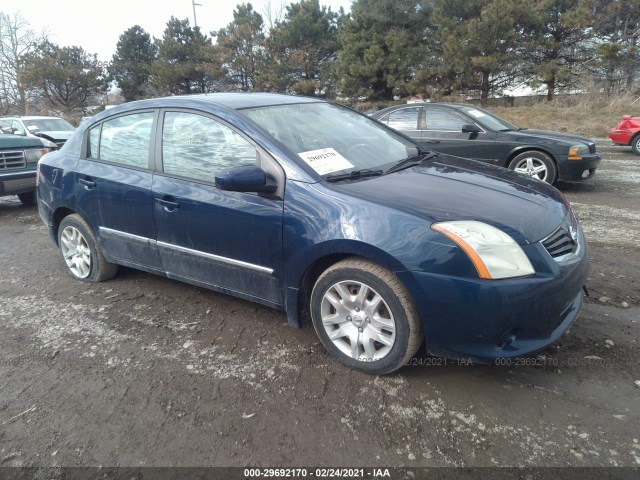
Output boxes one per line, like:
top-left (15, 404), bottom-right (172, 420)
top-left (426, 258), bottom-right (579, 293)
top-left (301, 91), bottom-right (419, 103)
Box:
top-left (162, 111), bottom-right (257, 181)
top-left (95, 112), bottom-right (154, 167)
top-left (384, 107), bottom-right (421, 130)
top-left (425, 110), bottom-right (467, 132)
top-left (11, 120), bottom-right (26, 136)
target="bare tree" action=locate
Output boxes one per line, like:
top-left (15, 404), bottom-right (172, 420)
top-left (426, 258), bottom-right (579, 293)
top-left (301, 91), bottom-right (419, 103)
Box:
top-left (262, 0), bottom-right (286, 30)
top-left (0, 12), bottom-right (45, 115)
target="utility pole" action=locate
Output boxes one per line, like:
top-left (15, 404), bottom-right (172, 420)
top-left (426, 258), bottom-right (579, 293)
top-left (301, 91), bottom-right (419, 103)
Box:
top-left (192, 0), bottom-right (201, 28)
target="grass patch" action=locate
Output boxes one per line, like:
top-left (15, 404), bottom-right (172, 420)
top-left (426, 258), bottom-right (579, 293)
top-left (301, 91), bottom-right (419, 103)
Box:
top-left (485, 94), bottom-right (638, 139)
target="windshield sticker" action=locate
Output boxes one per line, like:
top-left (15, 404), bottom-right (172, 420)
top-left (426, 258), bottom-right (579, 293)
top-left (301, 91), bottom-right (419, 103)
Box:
top-left (298, 148), bottom-right (354, 175)
top-left (467, 109), bottom-right (487, 118)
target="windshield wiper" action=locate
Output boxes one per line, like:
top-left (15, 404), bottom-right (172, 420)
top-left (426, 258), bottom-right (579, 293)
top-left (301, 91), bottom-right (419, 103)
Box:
top-left (385, 152), bottom-right (438, 175)
top-left (325, 168), bottom-right (384, 182)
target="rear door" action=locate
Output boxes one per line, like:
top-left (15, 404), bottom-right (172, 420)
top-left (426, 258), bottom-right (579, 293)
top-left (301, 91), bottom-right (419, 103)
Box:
top-left (76, 111), bottom-right (162, 271)
top-left (377, 106), bottom-right (423, 143)
top-left (152, 110), bottom-right (284, 304)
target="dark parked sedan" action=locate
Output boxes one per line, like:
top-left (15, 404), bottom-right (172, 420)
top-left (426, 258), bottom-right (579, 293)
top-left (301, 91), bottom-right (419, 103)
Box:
top-left (372, 103), bottom-right (601, 184)
top-left (37, 93), bottom-right (589, 374)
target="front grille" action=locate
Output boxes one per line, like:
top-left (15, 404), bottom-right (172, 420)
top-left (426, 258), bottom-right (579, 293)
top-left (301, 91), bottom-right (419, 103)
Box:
top-left (0, 150), bottom-right (26, 170)
top-left (542, 219), bottom-right (579, 260)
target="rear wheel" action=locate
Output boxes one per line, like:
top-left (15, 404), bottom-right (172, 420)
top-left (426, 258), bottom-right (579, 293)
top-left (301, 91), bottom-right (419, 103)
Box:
top-left (508, 151), bottom-right (557, 184)
top-left (17, 191), bottom-right (36, 206)
top-left (310, 258), bottom-right (423, 374)
top-left (57, 214), bottom-right (118, 282)
top-left (632, 135), bottom-right (640, 156)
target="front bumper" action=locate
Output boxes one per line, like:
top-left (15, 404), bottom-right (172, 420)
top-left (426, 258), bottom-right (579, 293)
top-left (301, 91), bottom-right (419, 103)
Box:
top-left (397, 233), bottom-right (589, 361)
top-left (558, 152), bottom-right (601, 181)
top-left (0, 170), bottom-right (36, 196)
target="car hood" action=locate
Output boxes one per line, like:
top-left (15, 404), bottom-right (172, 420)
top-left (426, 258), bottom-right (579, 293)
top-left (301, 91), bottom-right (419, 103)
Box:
top-left (333, 155), bottom-right (570, 244)
top-left (502, 128), bottom-right (594, 146)
top-left (0, 134), bottom-right (44, 149)
top-left (34, 131), bottom-right (73, 142)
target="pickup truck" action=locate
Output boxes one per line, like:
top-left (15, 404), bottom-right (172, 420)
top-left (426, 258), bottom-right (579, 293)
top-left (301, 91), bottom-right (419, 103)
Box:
top-left (0, 134), bottom-right (48, 205)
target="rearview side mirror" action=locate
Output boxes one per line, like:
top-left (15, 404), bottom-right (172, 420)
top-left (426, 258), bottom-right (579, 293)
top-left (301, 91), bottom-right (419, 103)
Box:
top-left (215, 165), bottom-right (277, 194)
top-left (462, 124), bottom-right (481, 134)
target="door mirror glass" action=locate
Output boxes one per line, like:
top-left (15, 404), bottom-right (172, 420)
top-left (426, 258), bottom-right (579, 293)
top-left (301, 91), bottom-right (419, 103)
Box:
top-left (215, 165), bottom-right (277, 193)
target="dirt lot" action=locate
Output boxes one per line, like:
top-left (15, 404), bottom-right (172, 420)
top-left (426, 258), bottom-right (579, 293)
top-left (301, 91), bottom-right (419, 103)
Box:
top-left (0, 142), bottom-right (639, 470)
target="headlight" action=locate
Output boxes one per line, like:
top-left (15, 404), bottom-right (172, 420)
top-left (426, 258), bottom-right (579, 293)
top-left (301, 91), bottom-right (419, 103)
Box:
top-left (25, 148), bottom-right (47, 162)
top-left (568, 144), bottom-right (589, 160)
top-left (39, 138), bottom-right (58, 149)
top-left (432, 221), bottom-right (535, 279)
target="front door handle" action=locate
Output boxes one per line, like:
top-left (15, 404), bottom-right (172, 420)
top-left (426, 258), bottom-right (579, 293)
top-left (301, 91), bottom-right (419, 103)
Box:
top-left (78, 178), bottom-right (96, 189)
top-left (155, 198), bottom-right (180, 212)
top-left (423, 140), bottom-right (440, 144)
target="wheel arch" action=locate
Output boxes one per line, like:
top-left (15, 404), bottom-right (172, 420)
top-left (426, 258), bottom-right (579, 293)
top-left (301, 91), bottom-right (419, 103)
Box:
top-left (51, 206), bottom-right (77, 245)
top-left (285, 241), bottom-right (409, 329)
top-left (504, 146), bottom-right (558, 168)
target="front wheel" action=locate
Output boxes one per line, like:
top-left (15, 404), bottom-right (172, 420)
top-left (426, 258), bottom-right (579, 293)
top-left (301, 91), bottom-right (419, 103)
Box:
top-left (632, 135), bottom-right (640, 156)
top-left (508, 151), bottom-right (557, 184)
top-left (57, 214), bottom-right (118, 282)
top-left (310, 258), bottom-right (423, 374)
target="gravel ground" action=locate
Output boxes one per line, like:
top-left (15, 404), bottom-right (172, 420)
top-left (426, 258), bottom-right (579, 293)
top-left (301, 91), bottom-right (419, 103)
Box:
top-left (0, 143), bottom-right (639, 470)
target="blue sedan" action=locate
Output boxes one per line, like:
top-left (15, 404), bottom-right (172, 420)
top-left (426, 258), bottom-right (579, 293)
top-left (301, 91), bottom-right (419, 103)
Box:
top-left (37, 93), bottom-right (588, 374)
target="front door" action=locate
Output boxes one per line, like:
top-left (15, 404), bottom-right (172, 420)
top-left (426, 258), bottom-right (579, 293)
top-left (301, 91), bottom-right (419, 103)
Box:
top-left (152, 110), bottom-right (284, 304)
top-left (422, 107), bottom-right (497, 162)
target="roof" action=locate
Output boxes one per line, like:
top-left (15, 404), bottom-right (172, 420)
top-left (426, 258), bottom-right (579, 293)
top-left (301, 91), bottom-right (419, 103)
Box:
top-left (0, 116), bottom-right (65, 121)
top-left (371, 102), bottom-right (483, 118)
top-left (158, 92), bottom-right (324, 110)
top-left (80, 93), bottom-right (328, 127)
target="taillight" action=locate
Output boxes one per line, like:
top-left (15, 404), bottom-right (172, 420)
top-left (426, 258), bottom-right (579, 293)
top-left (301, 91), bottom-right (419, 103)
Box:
top-left (36, 157), bottom-right (42, 186)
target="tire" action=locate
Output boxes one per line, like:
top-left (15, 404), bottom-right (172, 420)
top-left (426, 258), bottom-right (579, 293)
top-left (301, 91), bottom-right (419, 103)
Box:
top-left (632, 135), bottom-right (640, 156)
top-left (17, 191), bottom-right (36, 206)
top-left (310, 257), bottom-right (423, 374)
top-left (508, 151), bottom-right (557, 184)
top-left (57, 214), bottom-right (118, 282)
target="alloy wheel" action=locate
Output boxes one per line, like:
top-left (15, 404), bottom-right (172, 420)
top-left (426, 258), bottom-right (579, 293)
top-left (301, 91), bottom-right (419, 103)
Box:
top-left (60, 226), bottom-right (92, 278)
top-left (513, 157), bottom-right (549, 182)
top-left (319, 280), bottom-right (396, 361)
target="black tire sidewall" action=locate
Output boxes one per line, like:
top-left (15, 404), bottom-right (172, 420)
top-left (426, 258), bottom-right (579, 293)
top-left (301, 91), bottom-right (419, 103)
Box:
top-left (509, 151), bottom-right (557, 184)
top-left (311, 266), bottom-right (411, 375)
top-left (632, 135), bottom-right (640, 156)
top-left (57, 215), bottom-right (101, 282)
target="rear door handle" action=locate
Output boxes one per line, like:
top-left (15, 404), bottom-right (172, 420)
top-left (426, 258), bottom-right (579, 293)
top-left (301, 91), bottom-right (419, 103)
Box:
top-left (155, 198), bottom-right (180, 212)
top-left (78, 178), bottom-right (96, 189)
top-left (423, 140), bottom-right (440, 144)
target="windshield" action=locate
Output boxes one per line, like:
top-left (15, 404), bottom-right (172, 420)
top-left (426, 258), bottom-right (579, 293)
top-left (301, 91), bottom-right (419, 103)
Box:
top-left (458, 106), bottom-right (520, 131)
top-left (25, 118), bottom-right (74, 133)
top-left (243, 103), bottom-right (416, 177)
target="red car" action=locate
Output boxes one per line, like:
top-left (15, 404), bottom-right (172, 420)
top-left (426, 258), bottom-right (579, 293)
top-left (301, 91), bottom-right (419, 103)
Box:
top-left (609, 115), bottom-right (640, 155)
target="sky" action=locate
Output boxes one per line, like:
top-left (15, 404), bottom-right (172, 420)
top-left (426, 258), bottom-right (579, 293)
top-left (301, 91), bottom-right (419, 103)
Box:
top-left (2, 0), bottom-right (354, 61)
